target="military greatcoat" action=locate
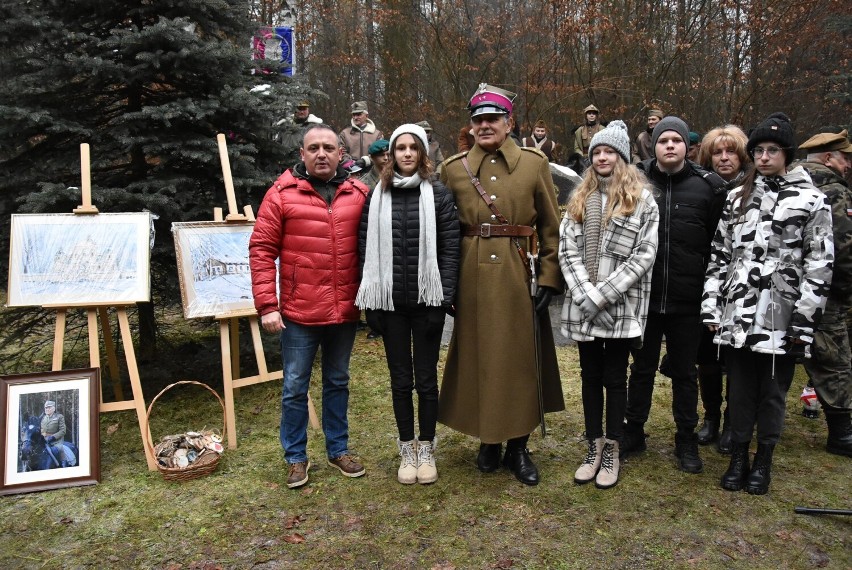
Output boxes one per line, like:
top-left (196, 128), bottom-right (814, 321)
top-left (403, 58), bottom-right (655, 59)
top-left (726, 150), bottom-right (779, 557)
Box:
top-left (438, 138), bottom-right (565, 443)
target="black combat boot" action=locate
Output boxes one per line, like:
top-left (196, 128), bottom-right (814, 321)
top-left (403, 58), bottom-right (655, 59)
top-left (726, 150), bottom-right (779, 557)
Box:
top-left (745, 443), bottom-right (775, 495)
top-left (620, 421), bottom-right (647, 459)
top-left (476, 443), bottom-right (502, 473)
top-left (697, 418), bottom-right (720, 445)
top-left (674, 431), bottom-right (704, 474)
top-left (503, 437), bottom-right (539, 486)
top-left (825, 412), bottom-right (852, 458)
top-left (720, 441), bottom-right (750, 491)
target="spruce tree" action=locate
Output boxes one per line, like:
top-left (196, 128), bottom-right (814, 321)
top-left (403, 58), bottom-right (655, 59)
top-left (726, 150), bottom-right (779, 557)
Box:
top-left (0, 0), bottom-right (307, 362)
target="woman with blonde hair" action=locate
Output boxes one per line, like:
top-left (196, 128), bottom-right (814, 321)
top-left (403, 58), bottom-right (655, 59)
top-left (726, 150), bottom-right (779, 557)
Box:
top-left (693, 124), bottom-right (752, 452)
top-left (356, 124), bottom-right (460, 485)
top-left (559, 120), bottom-right (659, 489)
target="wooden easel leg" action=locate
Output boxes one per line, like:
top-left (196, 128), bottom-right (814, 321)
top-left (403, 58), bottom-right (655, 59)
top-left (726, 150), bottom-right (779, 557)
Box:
top-left (117, 308), bottom-right (157, 471)
top-left (220, 319), bottom-right (238, 449)
top-left (98, 307), bottom-right (124, 400)
top-left (230, 318), bottom-right (240, 396)
top-left (52, 310), bottom-right (67, 371)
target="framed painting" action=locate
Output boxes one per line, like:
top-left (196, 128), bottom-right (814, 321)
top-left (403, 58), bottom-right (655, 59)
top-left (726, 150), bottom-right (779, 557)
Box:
top-left (0, 368), bottom-right (100, 495)
top-left (6, 213), bottom-right (152, 307)
top-left (172, 221), bottom-right (256, 318)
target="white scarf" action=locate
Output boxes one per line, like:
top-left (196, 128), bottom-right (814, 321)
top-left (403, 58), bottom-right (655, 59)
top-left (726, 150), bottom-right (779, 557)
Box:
top-left (356, 172), bottom-right (443, 310)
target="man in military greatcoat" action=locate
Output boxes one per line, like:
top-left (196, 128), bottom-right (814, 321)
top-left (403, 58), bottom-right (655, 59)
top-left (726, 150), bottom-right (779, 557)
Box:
top-left (438, 83), bottom-right (565, 486)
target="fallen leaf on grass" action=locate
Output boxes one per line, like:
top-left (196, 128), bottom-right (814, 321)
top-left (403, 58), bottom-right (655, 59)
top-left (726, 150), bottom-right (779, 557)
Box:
top-left (284, 514), bottom-right (304, 529)
top-left (431, 563), bottom-right (456, 570)
top-left (300, 487), bottom-right (313, 495)
top-left (106, 423), bottom-right (120, 435)
top-left (283, 533), bottom-right (305, 544)
top-left (264, 481), bottom-right (279, 490)
top-left (494, 558), bottom-right (513, 569)
top-left (59, 516), bottom-right (73, 524)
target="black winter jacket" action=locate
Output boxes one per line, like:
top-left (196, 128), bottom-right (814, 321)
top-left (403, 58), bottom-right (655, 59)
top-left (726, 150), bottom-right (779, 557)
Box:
top-left (637, 159), bottom-right (726, 314)
top-left (358, 180), bottom-right (460, 309)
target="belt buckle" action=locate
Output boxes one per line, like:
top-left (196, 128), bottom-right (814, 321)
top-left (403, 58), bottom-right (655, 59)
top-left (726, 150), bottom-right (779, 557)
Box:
top-left (479, 223), bottom-right (491, 238)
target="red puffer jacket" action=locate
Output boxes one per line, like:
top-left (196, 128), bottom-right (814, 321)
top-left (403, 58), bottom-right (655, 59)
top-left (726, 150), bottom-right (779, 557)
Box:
top-left (250, 168), bottom-right (368, 326)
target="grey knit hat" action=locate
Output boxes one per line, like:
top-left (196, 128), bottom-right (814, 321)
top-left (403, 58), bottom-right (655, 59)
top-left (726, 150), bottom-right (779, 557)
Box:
top-left (388, 123), bottom-right (429, 156)
top-left (651, 116), bottom-right (690, 150)
top-left (588, 120), bottom-right (631, 163)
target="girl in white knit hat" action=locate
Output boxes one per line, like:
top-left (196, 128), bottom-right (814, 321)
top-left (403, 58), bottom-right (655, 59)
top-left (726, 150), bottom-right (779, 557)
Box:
top-left (559, 120), bottom-right (659, 489)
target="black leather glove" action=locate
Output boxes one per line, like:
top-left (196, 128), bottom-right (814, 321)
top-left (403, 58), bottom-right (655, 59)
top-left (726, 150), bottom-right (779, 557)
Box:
top-left (534, 287), bottom-right (556, 315)
top-left (445, 305), bottom-right (456, 317)
top-left (365, 310), bottom-right (384, 336)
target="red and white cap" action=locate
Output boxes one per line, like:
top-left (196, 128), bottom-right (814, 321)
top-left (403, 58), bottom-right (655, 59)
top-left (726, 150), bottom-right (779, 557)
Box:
top-left (468, 83), bottom-right (516, 117)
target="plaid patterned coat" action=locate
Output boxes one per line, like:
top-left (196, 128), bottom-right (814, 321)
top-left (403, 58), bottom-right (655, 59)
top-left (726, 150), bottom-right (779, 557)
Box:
top-left (559, 188), bottom-right (659, 342)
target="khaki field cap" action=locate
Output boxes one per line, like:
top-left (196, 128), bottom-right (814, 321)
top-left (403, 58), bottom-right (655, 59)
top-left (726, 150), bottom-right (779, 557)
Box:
top-left (648, 109), bottom-right (664, 119)
top-left (351, 101), bottom-right (368, 114)
top-left (44, 400), bottom-right (56, 408)
top-left (415, 120), bottom-right (432, 132)
top-left (584, 104), bottom-right (600, 114)
top-left (799, 130), bottom-right (852, 153)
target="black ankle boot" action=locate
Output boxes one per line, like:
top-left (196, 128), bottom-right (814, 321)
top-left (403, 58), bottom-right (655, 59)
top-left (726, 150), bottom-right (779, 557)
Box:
top-left (620, 422), bottom-right (647, 458)
top-left (825, 412), bottom-right (852, 457)
top-left (674, 431), bottom-right (704, 474)
top-left (477, 443), bottom-right (502, 473)
top-left (720, 441), bottom-right (750, 491)
top-left (503, 444), bottom-right (539, 486)
top-left (717, 420), bottom-right (733, 455)
top-left (697, 418), bottom-right (720, 445)
top-left (745, 443), bottom-right (775, 495)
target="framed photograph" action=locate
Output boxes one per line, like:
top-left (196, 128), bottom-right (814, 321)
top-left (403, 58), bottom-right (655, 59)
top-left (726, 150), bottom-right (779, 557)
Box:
top-left (7, 212), bottom-right (152, 307)
top-left (172, 221), bottom-right (256, 318)
top-left (0, 368), bottom-right (100, 495)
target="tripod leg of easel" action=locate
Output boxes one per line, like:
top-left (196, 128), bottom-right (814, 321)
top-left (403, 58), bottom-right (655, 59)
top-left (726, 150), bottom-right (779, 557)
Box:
top-left (117, 308), bottom-right (157, 471)
top-left (52, 310), bottom-right (67, 371)
top-left (220, 319), bottom-right (238, 449)
top-left (98, 307), bottom-right (124, 401)
top-left (230, 318), bottom-right (240, 396)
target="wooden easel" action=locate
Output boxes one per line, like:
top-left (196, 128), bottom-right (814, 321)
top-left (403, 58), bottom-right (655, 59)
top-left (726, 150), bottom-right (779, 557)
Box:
top-left (45, 144), bottom-right (157, 471)
top-left (213, 134), bottom-right (319, 450)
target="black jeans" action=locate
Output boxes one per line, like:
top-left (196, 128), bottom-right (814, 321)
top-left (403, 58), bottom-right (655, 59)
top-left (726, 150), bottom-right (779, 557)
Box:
top-left (723, 346), bottom-right (795, 445)
top-left (697, 327), bottom-right (727, 421)
top-left (578, 337), bottom-right (632, 441)
top-left (379, 306), bottom-right (445, 442)
top-left (625, 312), bottom-right (702, 433)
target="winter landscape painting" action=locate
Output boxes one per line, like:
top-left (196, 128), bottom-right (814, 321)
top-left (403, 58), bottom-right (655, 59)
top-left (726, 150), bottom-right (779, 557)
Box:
top-left (172, 221), bottom-right (255, 319)
top-left (6, 213), bottom-right (152, 307)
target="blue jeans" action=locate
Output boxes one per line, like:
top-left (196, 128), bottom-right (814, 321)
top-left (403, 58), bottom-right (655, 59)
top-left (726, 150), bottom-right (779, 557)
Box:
top-left (279, 319), bottom-right (357, 463)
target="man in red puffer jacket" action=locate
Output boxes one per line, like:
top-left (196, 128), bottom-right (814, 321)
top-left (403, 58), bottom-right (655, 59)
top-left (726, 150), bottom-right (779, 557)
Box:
top-left (250, 124), bottom-right (368, 490)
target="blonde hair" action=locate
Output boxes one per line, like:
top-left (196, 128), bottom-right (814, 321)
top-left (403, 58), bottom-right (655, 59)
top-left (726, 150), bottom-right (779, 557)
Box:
top-left (697, 124), bottom-right (750, 171)
top-left (567, 155), bottom-right (648, 223)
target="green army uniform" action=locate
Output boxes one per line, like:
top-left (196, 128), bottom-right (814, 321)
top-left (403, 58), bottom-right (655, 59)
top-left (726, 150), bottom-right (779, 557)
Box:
top-left (41, 411), bottom-right (68, 462)
top-left (796, 128), bottom-right (852, 456)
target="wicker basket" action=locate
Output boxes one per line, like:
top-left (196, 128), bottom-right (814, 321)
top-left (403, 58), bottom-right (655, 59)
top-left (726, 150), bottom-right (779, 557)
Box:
top-left (145, 380), bottom-right (226, 482)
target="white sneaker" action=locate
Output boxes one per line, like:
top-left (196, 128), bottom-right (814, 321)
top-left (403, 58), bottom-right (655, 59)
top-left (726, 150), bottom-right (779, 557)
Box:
top-left (416, 439), bottom-right (438, 484)
top-left (397, 439), bottom-right (418, 484)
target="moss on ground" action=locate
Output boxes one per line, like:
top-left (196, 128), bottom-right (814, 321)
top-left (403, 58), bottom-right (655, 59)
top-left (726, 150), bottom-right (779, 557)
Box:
top-left (1, 313), bottom-right (850, 569)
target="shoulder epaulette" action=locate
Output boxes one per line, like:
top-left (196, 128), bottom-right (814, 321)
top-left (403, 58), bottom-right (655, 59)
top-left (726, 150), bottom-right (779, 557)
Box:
top-left (443, 151), bottom-right (469, 165)
top-left (519, 146), bottom-right (548, 159)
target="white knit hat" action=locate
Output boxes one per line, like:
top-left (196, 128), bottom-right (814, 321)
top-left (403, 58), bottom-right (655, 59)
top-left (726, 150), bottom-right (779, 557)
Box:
top-left (388, 123), bottom-right (429, 155)
top-left (588, 120), bottom-right (631, 164)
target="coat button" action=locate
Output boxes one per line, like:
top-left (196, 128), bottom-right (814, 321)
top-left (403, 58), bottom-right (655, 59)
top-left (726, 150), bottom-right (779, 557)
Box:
top-left (490, 176), bottom-right (497, 181)
top-left (490, 195), bottom-right (497, 200)
top-left (490, 214), bottom-right (497, 220)
top-left (491, 159), bottom-right (497, 164)
top-left (490, 254), bottom-right (498, 261)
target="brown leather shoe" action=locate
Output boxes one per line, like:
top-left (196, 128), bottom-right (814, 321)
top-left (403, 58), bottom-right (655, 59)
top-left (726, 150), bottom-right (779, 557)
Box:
top-left (286, 461), bottom-right (310, 488)
top-left (327, 454), bottom-right (365, 478)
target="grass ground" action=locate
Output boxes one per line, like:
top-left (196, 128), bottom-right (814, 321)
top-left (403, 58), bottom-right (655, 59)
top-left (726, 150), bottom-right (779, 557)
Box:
top-left (0, 317), bottom-right (850, 569)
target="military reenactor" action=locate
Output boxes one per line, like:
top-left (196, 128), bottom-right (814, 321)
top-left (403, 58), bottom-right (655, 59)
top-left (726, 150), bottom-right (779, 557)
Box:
top-left (521, 119), bottom-right (561, 163)
top-left (573, 104), bottom-right (603, 157)
top-left (634, 109), bottom-right (664, 162)
top-left (438, 83), bottom-right (565, 486)
top-left (796, 129), bottom-right (852, 457)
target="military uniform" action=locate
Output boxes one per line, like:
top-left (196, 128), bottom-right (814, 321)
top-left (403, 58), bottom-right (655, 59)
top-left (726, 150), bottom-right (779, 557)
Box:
top-left (573, 104), bottom-right (603, 157)
top-left (438, 138), bottom-right (565, 443)
top-left (41, 411), bottom-right (67, 463)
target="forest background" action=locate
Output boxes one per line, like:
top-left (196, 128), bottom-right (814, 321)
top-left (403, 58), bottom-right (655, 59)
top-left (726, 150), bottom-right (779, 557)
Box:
top-left (0, 0), bottom-right (849, 363)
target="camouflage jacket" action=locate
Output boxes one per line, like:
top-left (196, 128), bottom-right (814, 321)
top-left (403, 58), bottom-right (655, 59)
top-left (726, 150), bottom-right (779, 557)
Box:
top-left (701, 166), bottom-right (834, 354)
top-left (794, 160), bottom-right (852, 305)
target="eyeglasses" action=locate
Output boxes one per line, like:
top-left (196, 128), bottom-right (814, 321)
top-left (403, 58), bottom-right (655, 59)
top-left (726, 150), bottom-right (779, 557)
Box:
top-left (751, 146), bottom-right (784, 158)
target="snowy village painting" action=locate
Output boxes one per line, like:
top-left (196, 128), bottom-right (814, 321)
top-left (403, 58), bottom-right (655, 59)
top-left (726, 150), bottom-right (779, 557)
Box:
top-left (6, 213), bottom-right (152, 307)
top-left (172, 222), bottom-right (255, 319)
